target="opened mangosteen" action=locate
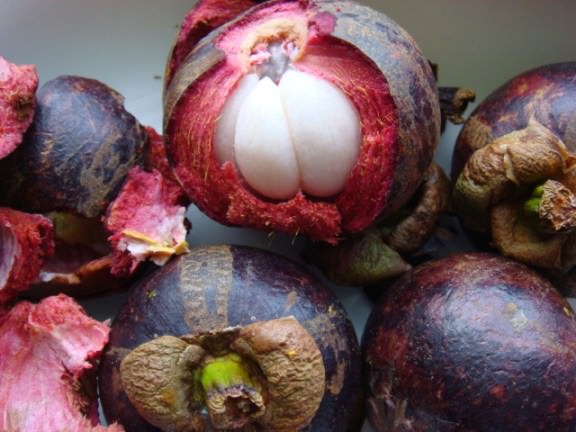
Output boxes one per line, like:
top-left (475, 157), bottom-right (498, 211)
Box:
top-left (164, 0), bottom-right (440, 243)
top-left (99, 244), bottom-right (364, 431)
top-left (362, 252), bottom-right (576, 431)
top-left (451, 62), bottom-right (576, 274)
top-left (0, 75), bottom-right (189, 296)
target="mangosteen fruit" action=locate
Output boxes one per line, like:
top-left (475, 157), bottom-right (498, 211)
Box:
top-left (99, 244), bottom-right (364, 431)
top-left (0, 75), bottom-right (189, 296)
top-left (362, 252), bottom-right (576, 431)
top-left (451, 62), bottom-right (576, 273)
top-left (0, 75), bottom-right (147, 216)
top-left (163, 0), bottom-right (440, 243)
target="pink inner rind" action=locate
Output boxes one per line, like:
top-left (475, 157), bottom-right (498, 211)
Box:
top-left (165, 0), bottom-right (262, 89)
top-left (0, 209), bottom-right (54, 307)
top-left (0, 225), bottom-right (17, 291)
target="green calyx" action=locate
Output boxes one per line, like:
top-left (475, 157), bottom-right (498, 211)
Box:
top-left (199, 353), bottom-right (258, 394)
top-left (195, 352), bottom-right (266, 429)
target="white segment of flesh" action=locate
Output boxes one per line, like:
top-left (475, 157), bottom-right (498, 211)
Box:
top-left (215, 70), bottom-right (361, 199)
top-left (0, 225), bottom-right (17, 289)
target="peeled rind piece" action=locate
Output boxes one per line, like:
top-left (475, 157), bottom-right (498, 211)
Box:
top-left (0, 294), bottom-right (124, 432)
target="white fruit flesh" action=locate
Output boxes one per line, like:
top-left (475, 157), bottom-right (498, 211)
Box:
top-left (0, 225), bottom-right (17, 290)
top-left (215, 69), bottom-right (361, 200)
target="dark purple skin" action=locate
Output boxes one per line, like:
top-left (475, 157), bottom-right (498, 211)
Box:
top-left (362, 252), bottom-right (576, 432)
top-left (99, 244), bottom-right (364, 432)
top-left (0, 75), bottom-right (147, 218)
top-left (451, 61), bottom-right (576, 179)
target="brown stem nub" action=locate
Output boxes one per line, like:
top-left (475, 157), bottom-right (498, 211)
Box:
top-left (438, 86), bottom-right (476, 131)
top-left (538, 180), bottom-right (576, 233)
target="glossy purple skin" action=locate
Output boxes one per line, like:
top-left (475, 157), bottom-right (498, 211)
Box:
top-left (0, 75), bottom-right (146, 218)
top-left (451, 61), bottom-right (576, 179)
top-left (99, 245), bottom-right (364, 432)
top-left (362, 252), bottom-right (576, 432)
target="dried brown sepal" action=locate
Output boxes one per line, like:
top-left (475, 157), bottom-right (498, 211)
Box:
top-left (120, 336), bottom-right (206, 432)
top-left (438, 86), bottom-right (476, 130)
top-left (120, 316), bottom-right (324, 431)
top-left (490, 202), bottom-right (575, 270)
top-left (306, 231), bottom-right (411, 287)
top-left (385, 162), bottom-right (451, 253)
top-left (231, 317), bottom-right (325, 431)
top-left (305, 163), bottom-right (450, 287)
top-left (453, 119), bottom-right (572, 231)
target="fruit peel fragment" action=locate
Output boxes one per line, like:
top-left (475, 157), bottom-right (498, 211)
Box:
top-left (105, 166), bottom-right (190, 275)
top-left (0, 56), bottom-right (38, 160)
top-left (0, 294), bottom-right (124, 432)
top-left (0, 207), bottom-right (54, 309)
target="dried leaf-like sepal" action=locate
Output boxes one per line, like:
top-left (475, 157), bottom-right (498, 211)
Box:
top-left (120, 316), bottom-right (325, 431)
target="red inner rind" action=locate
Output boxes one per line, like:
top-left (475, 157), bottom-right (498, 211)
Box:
top-left (0, 208), bottom-right (54, 308)
top-left (297, 37), bottom-right (397, 233)
top-left (165, 0), bottom-right (261, 89)
top-left (0, 57), bottom-right (38, 160)
top-left (166, 3), bottom-right (397, 242)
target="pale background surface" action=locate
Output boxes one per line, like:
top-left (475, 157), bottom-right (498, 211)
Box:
top-left (1, 1), bottom-right (575, 430)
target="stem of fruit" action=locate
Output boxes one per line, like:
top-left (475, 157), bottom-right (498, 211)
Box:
top-left (198, 353), bottom-right (266, 429)
top-left (522, 180), bottom-right (576, 234)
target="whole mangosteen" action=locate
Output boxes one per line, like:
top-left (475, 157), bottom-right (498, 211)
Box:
top-left (362, 252), bottom-right (576, 431)
top-left (0, 75), bottom-right (189, 296)
top-left (99, 244), bottom-right (364, 431)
